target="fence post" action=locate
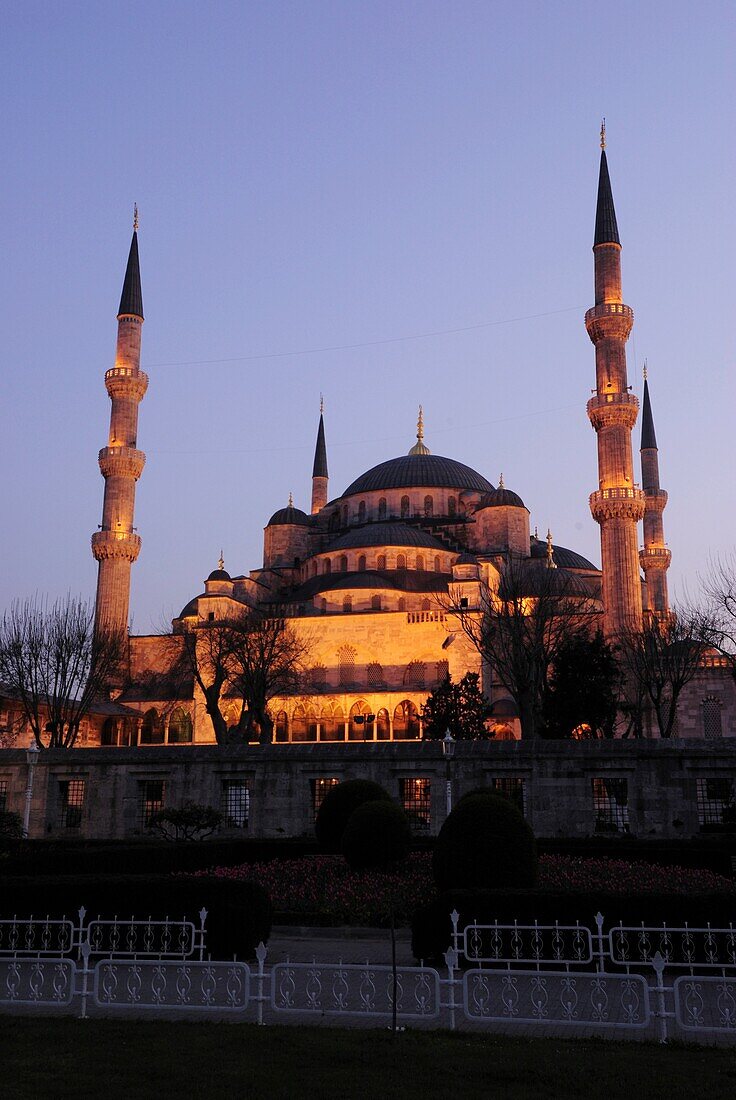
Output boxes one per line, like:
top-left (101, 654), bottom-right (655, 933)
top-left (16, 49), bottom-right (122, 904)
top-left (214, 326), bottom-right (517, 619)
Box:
top-left (198, 908), bottom-right (208, 961)
top-left (255, 941), bottom-right (268, 1026)
top-left (594, 911), bottom-right (606, 972)
top-left (652, 951), bottom-right (668, 1043)
top-left (79, 940), bottom-right (91, 1020)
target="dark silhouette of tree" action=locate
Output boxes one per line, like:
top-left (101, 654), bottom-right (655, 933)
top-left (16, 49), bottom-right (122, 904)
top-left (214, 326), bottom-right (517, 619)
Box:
top-left (422, 672), bottom-right (490, 740)
top-left (542, 630), bottom-right (621, 738)
top-left (0, 596), bottom-right (125, 749)
top-left (702, 552), bottom-right (736, 683)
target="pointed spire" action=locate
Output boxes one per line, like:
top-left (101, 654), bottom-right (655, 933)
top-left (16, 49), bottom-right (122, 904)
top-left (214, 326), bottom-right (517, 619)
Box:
top-left (117, 209), bottom-right (144, 319)
top-left (409, 405), bottom-right (431, 456)
top-left (593, 124), bottom-right (620, 247)
top-left (546, 529), bottom-right (557, 569)
top-left (641, 373), bottom-right (658, 450)
top-left (218, 550), bottom-right (224, 571)
top-left (312, 403), bottom-right (328, 479)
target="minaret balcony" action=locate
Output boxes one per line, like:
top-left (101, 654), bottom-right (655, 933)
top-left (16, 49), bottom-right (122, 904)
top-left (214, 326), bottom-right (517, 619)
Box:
top-left (643, 488), bottom-right (668, 511)
top-left (587, 391), bottom-right (639, 431)
top-left (104, 367), bottom-right (149, 402)
top-left (91, 529), bottom-right (142, 563)
top-left (585, 302), bottom-right (634, 343)
top-left (589, 486), bottom-right (645, 523)
top-left (639, 546), bottom-right (672, 570)
top-left (98, 446), bottom-right (146, 480)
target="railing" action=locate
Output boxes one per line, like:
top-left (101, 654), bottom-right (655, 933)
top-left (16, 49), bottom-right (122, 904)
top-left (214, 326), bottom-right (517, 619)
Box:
top-left (406, 611), bottom-right (446, 624)
top-left (585, 303), bottom-right (634, 324)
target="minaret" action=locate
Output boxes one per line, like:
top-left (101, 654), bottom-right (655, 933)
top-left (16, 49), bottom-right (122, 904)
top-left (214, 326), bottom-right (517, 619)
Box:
top-left (586, 124), bottom-right (645, 635)
top-left (91, 208), bottom-right (147, 641)
top-left (310, 397), bottom-right (328, 514)
top-left (639, 368), bottom-right (671, 615)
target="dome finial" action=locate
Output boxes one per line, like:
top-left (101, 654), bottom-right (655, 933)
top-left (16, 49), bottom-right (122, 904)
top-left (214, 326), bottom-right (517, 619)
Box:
top-left (320, 392), bottom-right (324, 415)
top-left (133, 203), bottom-right (139, 232)
top-left (408, 405), bottom-right (431, 456)
top-left (643, 358), bottom-right (648, 382)
top-left (546, 529), bottom-right (557, 569)
top-left (600, 118), bottom-right (606, 150)
top-left (218, 549), bottom-right (224, 571)
top-left (499, 472), bottom-right (504, 489)
top-left (288, 490), bottom-right (293, 508)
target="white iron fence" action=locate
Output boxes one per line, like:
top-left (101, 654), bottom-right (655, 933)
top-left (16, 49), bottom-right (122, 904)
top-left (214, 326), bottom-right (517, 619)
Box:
top-left (1, 906), bottom-right (735, 1043)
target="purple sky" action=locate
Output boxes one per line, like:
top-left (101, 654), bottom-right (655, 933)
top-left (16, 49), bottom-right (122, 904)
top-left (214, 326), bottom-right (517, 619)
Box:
top-left (2, 1), bottom-right (735, 630)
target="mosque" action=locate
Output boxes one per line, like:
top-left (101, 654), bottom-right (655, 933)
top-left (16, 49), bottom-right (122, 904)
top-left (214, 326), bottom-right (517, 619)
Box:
top-left (86, 135), bottom-right (731, 749)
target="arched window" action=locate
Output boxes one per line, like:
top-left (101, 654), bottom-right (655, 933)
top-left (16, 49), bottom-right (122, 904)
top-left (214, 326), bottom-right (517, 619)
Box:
top-left (367, 661), bottom-right (383, 688)
top-left (401, 495), bottom-right (410, 519)
top-left (398, 597), bottom-right (406, 612)
top-left (358, 554), bottom-right (366, 572)
top-left (292, 705), bottom-right (317, 743)
top-left (339, 555), bottom-right (348, 572)
top-left (404, 660), bottom-right (426, 688)
top-left (338, 644), bottom-right (356, 687)
top-left (378, 498), bottom-right (387, 520)
top-left (323, 558), bottom-right (331, 575)
top-left (101, 717), bottom-right (118, 746)
top-left (274, 711), bottom-right (289, 743)
top-left (349, 699), bottom-right (372, 741)
top-left (434, 555), bottom-right (441, 573)
top-left (377, 554), bottom-right (386, 571)
top-left (393, 699), bottom-right (420, 740)
top-left (702, 696), bottom-right (723, 739)
top-left (343, 595), bottom-right (353, 613)
top-left (397, 554), bottom-right (406, 570)
top-left (320, 704), bottom-right (345, 742)
top-left (168, 708), bottom-right (192, 744)
top-left (416, 554), bottom-right (425, 571)
top-left (376, 708), bottom-right (390, 741)
top-left (140, 708), bottom-right (164, 745)
top-left (358, 501), bottom-right (366, 523)
top-left (371, 594), bottom-right (381, 610)
top-left (435, 659), bottom-right (449, 683)
top-left (421, 598), bottom-right (431, 611)
top-left (312, 561), bottom-right (318, 576)
top-left (424, 495), bottom-right (433, 518)
top-left (448, 496), bottom-right (456, 518)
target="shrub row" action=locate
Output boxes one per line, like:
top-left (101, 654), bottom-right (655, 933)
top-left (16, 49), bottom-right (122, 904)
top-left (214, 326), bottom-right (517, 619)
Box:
top-left (0, 874), bottom-right (272, 959)
top-left (411, 888), bottom-right (736, 962)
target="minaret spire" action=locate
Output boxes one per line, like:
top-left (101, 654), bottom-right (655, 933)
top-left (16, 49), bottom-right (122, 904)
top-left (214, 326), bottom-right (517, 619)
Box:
top-left (91, 219), bottom-right (148, 656)
top-left (408, 405), bottom-right (431, 455)
top-left (586, 132), bottom-right (644, 635)
top-left (639, 371), bottom-right (671, 616)
top-left (310, 400), bottom-right (329, 514)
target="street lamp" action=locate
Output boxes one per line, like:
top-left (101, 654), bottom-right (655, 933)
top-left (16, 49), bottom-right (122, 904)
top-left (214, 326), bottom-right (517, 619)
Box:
top-left (441, 730), bottom-right (455, 818)
top-left (23, 739), bottom-right (40, 838)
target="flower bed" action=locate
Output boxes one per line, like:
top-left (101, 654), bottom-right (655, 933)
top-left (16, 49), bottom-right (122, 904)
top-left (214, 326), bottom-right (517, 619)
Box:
top-left (194, 853), bottom-right (735, 927)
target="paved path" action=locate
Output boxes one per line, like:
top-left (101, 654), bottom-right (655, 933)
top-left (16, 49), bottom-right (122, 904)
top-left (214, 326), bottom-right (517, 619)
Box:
top-left (266, 925), bottom-right (416, 966)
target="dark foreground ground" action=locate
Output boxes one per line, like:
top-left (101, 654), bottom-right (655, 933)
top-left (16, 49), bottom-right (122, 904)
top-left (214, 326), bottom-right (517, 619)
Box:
top-left (4, 1018), bottom-right (736, 1100)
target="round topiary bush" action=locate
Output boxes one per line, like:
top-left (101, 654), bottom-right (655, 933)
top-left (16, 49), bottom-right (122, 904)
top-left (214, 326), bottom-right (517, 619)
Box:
top-left (433, 793), bottom-right (537, 892)
top-left (341, 799), bottom-right (412, 870)
top-left (315, 779), bottom-right (392, 851)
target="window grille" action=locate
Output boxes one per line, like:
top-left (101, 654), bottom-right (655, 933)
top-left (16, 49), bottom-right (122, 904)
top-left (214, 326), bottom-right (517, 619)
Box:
top-left (140, 780), bottom-right (165, 828)
top-left (378, 498), bottom-right (387, 520)
top-left (435, 659), bottom-right (449, 683)
top-left (377, 554), bottom-right (387, 570)
top-left (358, 502), bottom-right (366, 522)
top-left (696, 777), bottom-right (736, 828)
top-left (358, 555), bottom-right (366, 572)
top-left (59, 779), bottom-right (85, 830)
top-left (338, 646), bottom-right (356, 687)
top-left (311, 778), bottom-right (339, 820)
top-left (400, 778), bottom-right (431, 834)
top-left (416, 555), bottom-right (425, 571)
top-left (702, 696), bottom-right (723, 739)
top-left (342, 595), bottom-right (353, 613)
top-left (592, 778), bottom-right (629, 833)
top-left (371, 595), bottom-right (381, 610)
top-left (424, 495), bottom-right (433, 517)
top-left (491, 777), bottom-right (526, 817)
top-left (434, 555), bottom-right (441, 573)
top-left (309, 664), bottom-right (327, 691)
top-left (397, 554), bottom-right (406, 570)
top-left (223, 780), bottom-right (249, 828)
top-left (339, 555), bottom-right (348, 572)
top-left (405, 661), bottom-right (426, 688)
top-left (400, 496), bottom-right (410, 519)
top-left (0, 780), bottom-right (8, 813)
top-left (367, 662), bottom-right (383, 688)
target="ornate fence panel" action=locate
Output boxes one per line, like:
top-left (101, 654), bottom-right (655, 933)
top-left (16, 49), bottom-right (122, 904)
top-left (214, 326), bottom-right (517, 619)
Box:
top-left (673, 974), bottom-right (736, 1034)
top-left (270, 962), bottom-right (441, 1020)
top-left (86, 915), bottom-right (202, 959)
top-left (610, 923), bottom-right (736, 970)
top-left (0, 917), bottom-right (75, 957)
top-left (462, 968), bottom-right (650, 1028)
top-left (461, 920), bottom-right (593, 967)
top-left (0, 958), bottom-right (77, 1006)
top-left (92, 960), bottom-right (250, 1013)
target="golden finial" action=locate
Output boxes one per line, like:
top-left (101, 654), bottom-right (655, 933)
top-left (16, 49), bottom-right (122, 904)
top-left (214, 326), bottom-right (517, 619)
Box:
top-left (408, 404), bottom-right (430, 456)
top-left (499, 473), bottom-right (504, 489)
top-left (546, 529), bottom-right (557, 568)
top-left (133, 203), bottom-right (139, 232)
top-left (417, 405), bottom-right (424, 442)
top-left (643, 359), bottom-right (648, 381)
top-left (218, 550), bottom-right (224, 571)
top-left (534, 525), bottom-right (538, 539)
top-left (288, 491), bottom-right (293, 508)
top-left (600, 118), bottom-right (606, 151)
top-left (320, 393), bottom-right (324, 415)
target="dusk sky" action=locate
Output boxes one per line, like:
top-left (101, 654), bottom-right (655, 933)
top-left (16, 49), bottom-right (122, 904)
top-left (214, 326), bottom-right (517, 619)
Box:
top-left (2, 1), bottom-right (734, 631)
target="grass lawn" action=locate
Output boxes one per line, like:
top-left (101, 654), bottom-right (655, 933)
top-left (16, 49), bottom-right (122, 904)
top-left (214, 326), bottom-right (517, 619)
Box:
top-left (4, 1018), bottom-right (736, 1099)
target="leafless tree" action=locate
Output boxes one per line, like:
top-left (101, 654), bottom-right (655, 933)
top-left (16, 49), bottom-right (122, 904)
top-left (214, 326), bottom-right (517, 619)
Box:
top-left (619, 609), bottom-right (717, 738)
top-left (702, 552), bottom-right (736, 681)
top-left (443, 555), bottom-right (599, 739)
top-left (0, 596), bottom-right (125, 749)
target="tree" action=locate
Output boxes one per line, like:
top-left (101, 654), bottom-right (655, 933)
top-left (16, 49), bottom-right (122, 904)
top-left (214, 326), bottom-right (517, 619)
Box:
top-left (0, 596), bottom-right (125, 749)
top-left (620, 609), bottom-right (717, 738)
top-left (445, 555), bottom-right (598, 739)
top-left (422, 672), bottom-right (490, 740)
top-left (147, 801), bottom-right (223, 841)
top-left (542, 630), bottom-right (621, 738)
top-left (702, 552), bottom-right (736, 682)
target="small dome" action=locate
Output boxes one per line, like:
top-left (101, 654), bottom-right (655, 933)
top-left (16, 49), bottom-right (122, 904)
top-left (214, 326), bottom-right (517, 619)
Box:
top-left (267, 505), bottom-right (310, 527)
top-left (178, 596), bottom-right (201, 618)
top-left (455, 551), bottom-right (479, 565)
top-left (207, 568), bottom-right (231, 582)
top-left (529, 537), bottom-right (598, 571)
top-left (478, 486), bottom-right (526, 509)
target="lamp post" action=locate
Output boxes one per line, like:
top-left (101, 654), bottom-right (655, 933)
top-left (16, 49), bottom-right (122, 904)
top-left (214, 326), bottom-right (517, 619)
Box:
top-left (23, 739), bottom-right (40, 838)
top-left (442, 730), bottom-right (455, 818)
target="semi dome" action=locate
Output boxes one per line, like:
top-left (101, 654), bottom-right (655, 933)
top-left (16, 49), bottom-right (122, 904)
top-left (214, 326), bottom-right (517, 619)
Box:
top-left (327, 522), bottom-right (445, 552)
top-left (478, 486), bottom-right (526, 509)
top-left (267, 504), bottom-right (310, 527)
top-left (343, 454), bottom-right (494, 496)
top-left (529, 537), bottom-right (598, 571)
top-left (207, 568), bottom-right (231, 582)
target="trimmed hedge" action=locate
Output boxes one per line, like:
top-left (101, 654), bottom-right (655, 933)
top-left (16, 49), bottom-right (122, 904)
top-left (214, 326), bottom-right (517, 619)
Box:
top-left (341, 800), bottom-right (412, 870)
top-left (433, 793), bottom-right (537, 892)
top-left (0, 874), bottom-right (272, 959)
top-left (315, 780), bottom-right (392, 852)
top-left (412, 888), bottom-right (736, 962)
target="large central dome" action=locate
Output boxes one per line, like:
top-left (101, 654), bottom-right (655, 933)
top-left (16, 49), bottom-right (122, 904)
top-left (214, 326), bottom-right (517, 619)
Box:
top-left (343, 453), bottom-right (495, 496)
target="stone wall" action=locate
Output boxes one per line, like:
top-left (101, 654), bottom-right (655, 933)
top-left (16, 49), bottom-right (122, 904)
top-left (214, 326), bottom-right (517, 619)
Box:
top-left (2, 739), bottom-right (734, 842)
